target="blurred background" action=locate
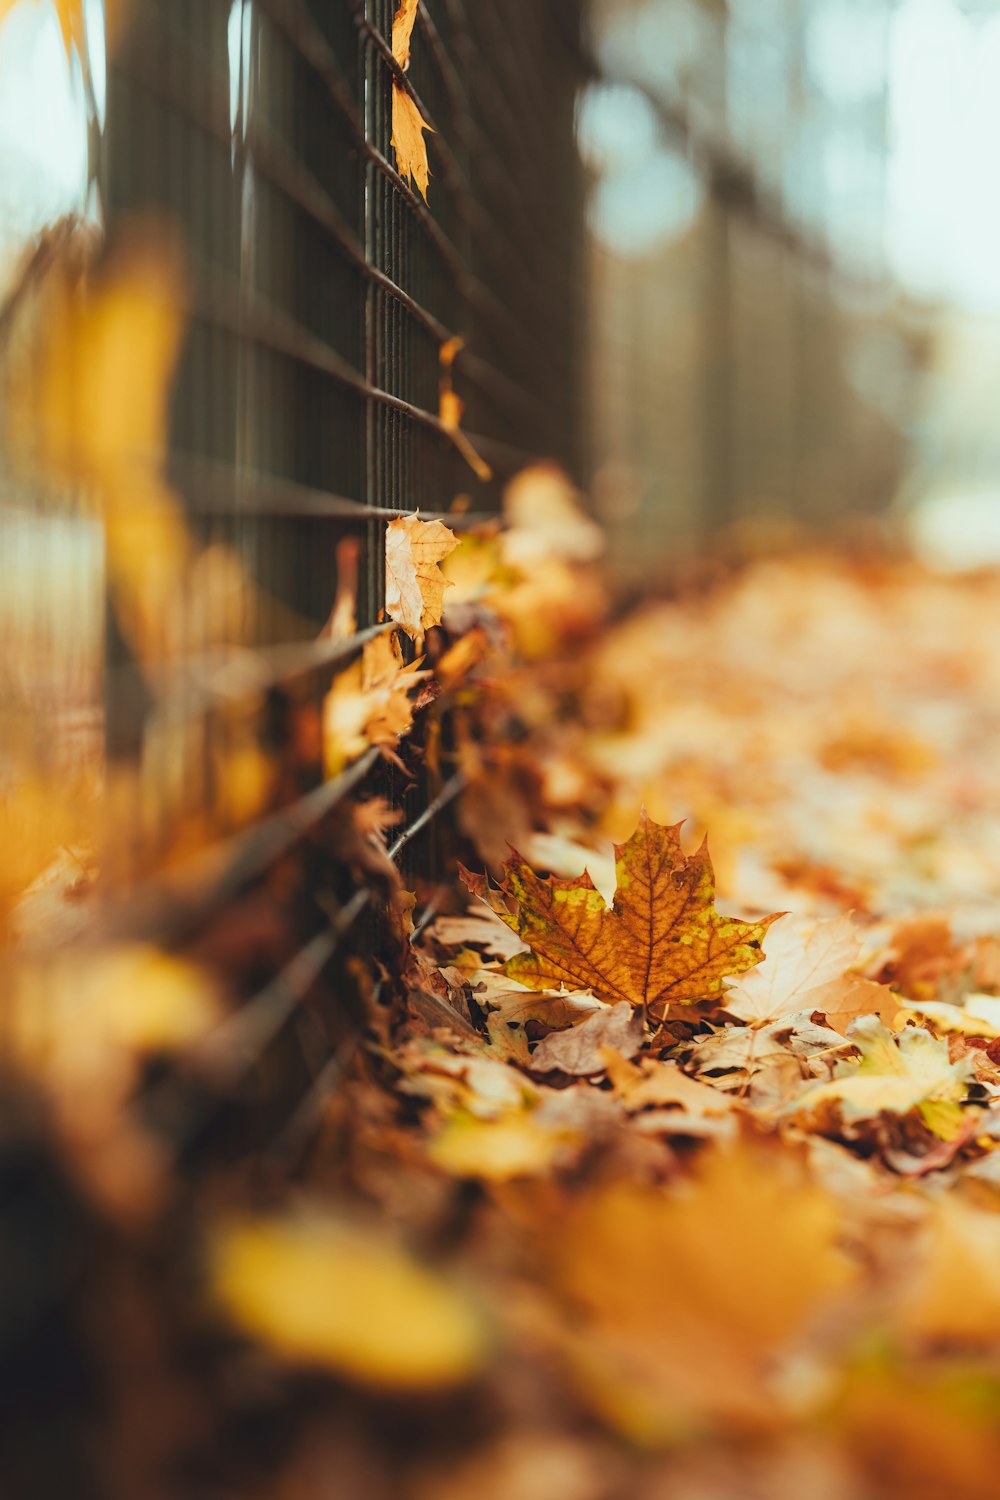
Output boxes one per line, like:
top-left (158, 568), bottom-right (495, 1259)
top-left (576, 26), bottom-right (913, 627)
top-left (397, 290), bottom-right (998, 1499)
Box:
top-left (581, 0), bottom-right (1000, 572)
top-left (4, 0), bottom-right (1000, 630)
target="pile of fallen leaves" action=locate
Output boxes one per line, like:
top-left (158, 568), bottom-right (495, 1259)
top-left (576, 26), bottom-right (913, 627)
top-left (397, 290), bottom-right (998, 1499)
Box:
top-left (204, 527), bottom-right (1000, 1499)
top-left (12, 466), bottom-right (1000, 1498)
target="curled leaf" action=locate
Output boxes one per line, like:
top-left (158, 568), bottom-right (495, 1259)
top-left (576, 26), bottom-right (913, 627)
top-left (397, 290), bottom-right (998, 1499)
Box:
top-left (385, 515), bottom-right (459, 643)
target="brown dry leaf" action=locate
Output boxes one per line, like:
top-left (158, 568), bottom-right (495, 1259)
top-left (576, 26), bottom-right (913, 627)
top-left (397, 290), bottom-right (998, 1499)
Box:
top-left (477, 811), bottom-right (778, 1014)
top-left (323, 629), bottom-right (431, 774)
top-left (385, 515), bottom-right (459, 643)
top-left (791, 1015), bottom-right (975, 1140)
top-left (427, 912), bottom-right (528, 962)
top-left (816, 974), bottom-right (900, 1036)
top-left (210, 1213), bottom-right (487, 1389)
top-left (391, 0), bottom-right (419, 66)
top-left (605, 1054), bottom-right (736, 1116)
top-left (530, 1001), bottom-right (645, 1076)
top-left (391, 85), bottom-right (433, 201)
top-left (475, 976), bottom-right (607, 1029)
top-left (723, 912), bottom-right (861, 1025)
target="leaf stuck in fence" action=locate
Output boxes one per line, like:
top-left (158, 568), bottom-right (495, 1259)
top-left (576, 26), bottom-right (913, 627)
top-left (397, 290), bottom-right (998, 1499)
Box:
top-left (385, 514), bottom-right (460, 643)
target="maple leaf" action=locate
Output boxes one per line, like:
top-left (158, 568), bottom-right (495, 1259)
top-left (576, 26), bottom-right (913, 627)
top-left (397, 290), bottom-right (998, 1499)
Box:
top-left (479, 811), bottom-right (778, 1013)
top-left (391, 85), bottom-right (433, 201)
top-left (723, 912), bottom-right (887, 1033)
top-left (385, 515), bottom-right (459, 643)
top-left (791, 1015), bottom-right (975, 1139)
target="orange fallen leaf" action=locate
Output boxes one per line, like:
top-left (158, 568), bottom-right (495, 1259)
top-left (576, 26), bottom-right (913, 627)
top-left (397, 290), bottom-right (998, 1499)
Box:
top-left (554, 1137), bottom-right (854, 1428)
top-left (474, 811), bottom-right (778, 1014)
top-left (391, 0), bottom-right (418, 67)
top-left (391, 84), bottom-right (433, 201)
top-left (385, 514), bottom-right (459, 643)
top-left (323, 629), bottom-right (431, 774)
top-left (438, 336), bottom-right (492, 482)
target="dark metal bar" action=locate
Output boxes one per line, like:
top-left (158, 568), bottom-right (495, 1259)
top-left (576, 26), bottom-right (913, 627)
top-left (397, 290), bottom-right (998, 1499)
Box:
top-left (88, 748), bottom-right (382, 947)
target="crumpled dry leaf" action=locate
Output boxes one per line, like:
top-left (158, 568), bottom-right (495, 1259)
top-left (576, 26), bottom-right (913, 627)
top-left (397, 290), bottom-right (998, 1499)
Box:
top-left (475, 975), bottom-right (606, 1029)
top-left (529, 1000), bottom-right (645, 1076)
top-left (323, 629), bottom-right (431, 774)
top-left (723, 912), bottom-right (862, 1025)
top-left (210, 1213), bottom-right (487, 1388)
top-left (474, 811), bottom-right (778, 1014)
top-left (791, 1015), bottom-right (975, 1140)
top-left (391, 0), bottom-right (418, 67)
top-left (427, 912), bottom-right (528, 961)
top-left (385, 515), bottom-right (459, 643)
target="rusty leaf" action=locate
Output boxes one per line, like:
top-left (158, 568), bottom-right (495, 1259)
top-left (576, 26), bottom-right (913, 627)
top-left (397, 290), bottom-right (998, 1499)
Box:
top-left (475, 811), bottom-right (778, 1013)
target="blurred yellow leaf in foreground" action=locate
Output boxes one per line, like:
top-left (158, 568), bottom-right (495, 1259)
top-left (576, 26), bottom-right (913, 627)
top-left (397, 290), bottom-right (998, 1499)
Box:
top-left (211, 1214), bottom-right (488, 1389)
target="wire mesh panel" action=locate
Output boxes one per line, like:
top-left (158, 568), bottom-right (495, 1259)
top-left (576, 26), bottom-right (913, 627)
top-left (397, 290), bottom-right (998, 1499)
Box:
top-left (94, 0), bottom-right (585, 887)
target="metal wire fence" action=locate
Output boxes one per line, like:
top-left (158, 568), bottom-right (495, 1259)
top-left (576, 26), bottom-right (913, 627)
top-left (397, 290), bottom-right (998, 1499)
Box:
top-left (96, 0), bottom-right (584, 891)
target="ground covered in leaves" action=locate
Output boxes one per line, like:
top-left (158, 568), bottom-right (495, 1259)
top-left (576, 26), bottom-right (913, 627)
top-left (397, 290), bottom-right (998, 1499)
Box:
top-left (14, 512), bottom-right (1000, 1500)
top-left (220, 545), bottom-right (1000, 1500)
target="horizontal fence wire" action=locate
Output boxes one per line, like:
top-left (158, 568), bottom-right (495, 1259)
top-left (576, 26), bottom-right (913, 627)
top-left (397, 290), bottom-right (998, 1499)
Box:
top-left (88, 0), bottom-right (586, 1119)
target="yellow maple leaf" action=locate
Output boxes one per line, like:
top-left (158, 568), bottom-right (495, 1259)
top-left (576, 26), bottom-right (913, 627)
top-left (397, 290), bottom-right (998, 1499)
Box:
top-left (391, 83), bottom-right (433, 201)
top-left (211, 1213), bottom-right (487, 1389)
top-left (385, 514), bottom-right (459, 643)
top-left (391, 0), bottom-right (418, 67)
top-left (476, 811), bottom-right (778, 1014)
